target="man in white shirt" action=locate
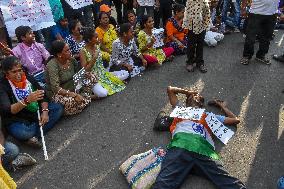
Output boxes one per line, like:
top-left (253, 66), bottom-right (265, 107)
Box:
top-left (240, 0), bottom-right (278, 65)
top-left (133, 0), bottom-right (160, 21)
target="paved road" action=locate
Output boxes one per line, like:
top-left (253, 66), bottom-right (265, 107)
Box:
top-left (11, 31), bottom-right (284, 189)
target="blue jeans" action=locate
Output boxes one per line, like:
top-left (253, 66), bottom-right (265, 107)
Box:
top-left (32, 71), bottom-right (46, 88)
top-left (222, 0), bottom-right (241, 28)
top-left (7, 103), bottom-right (63, 141)
top-left (2, 142), bottom-right (19, 168)
top-left (152, 148), bottom-right (246, 189)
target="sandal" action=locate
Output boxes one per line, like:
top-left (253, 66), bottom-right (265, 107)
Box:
top-left (199, 64), bottom-right (207, 73)
top-left (240, 57), bottom-right (250, 65)
top-left (186, 64), bottom-right (194, 72)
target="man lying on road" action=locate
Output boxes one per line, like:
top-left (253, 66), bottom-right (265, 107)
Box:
top-left (152, 86), bottom-right (246, 189)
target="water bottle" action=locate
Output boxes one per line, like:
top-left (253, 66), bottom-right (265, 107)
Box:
top-left (277, 176), bottom-right (284, 189)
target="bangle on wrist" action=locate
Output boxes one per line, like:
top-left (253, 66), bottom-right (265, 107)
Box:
top-left (66, 90), bottom-right (70, 96)
top-left (58, 87), bottom-right (63, 94)
top-left (19, 100), bottom-right (27, 106)
top-left (42, 109), bottom-right (49, 112)
top-left (24, 97), bottom-right (29, 105)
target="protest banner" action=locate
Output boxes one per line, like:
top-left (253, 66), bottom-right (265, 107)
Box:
top-left (65, 0), bottom-right (93, 9)
top-left (0, 0), bottom-right (55, 37)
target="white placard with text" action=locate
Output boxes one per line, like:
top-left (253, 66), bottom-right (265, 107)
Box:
top-left (205, 113), bottom-right (234, 145)
top-left (65, 0), bottom-right (93, 9)
top-left (170, 106), bottom-right (205, 120)
top-left (1, 0), bottom-right (55, 37)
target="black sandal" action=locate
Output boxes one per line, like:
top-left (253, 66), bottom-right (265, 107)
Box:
top-left (240, 57), bottom-right (249, 65)
top-left (199, 64), bottom-right (207, 73)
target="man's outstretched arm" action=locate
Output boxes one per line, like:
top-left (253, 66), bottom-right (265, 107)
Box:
top-left (215, 101), bottom-right (240, 125)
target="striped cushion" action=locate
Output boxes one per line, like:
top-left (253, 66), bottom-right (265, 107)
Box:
top-left (119, 148), bottom-right (166, 189)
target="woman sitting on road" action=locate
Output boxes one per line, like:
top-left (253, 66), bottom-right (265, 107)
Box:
top-left (138, 15), bottom-right (174, 66)
top-left (109, 23), bottom-right (147, 78)
top-left (65, 19), bottom-right (85, 61)
top-left (95, 12), bottom-right (118, 64)
top-left (165, 4), bottom-right (188, 55)
top-left (45, 40), bottom-right (97, 115)
top-left (0, 56), bottom-right (63, 147)
top-left (80, 28), bottom-right (126, 98)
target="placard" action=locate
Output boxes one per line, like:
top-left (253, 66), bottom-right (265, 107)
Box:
top-left (152, 28), bottom-right (164, 48)
top-left (170, 106), bottom-right (205, 120)
top-left (0, 0), bottom-right (56, 37)
top-left (73, 68), bottom-right (86, 93)
top-left (65, 0), bottom-right (93, 9)
top-left (205, 113), bottom-right (234, 145)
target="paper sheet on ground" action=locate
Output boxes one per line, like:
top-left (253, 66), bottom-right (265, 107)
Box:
top-left (205, 113), bottom-right (234, 144)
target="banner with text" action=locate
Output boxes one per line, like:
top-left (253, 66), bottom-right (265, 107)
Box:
top-left (0, 0), bottom-right (55, 37)
top-left (65, 0), bottom-right (93, 9)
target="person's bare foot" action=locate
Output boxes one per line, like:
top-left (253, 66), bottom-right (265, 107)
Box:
top-left (90, 95), bottom-right (104, 100)
top-left (186, 64), bottom-right (194, 72)
top-left (25, 137), bottom-right (42, 148)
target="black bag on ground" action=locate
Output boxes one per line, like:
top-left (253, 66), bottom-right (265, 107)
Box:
top-left (153, 111), bottom-right (174, 131)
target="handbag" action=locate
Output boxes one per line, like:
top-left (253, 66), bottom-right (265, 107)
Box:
top-left (120, 148), bottom-right (166, 189)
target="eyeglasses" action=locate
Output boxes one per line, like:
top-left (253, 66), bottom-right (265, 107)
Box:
top-left (9, 68), bottom-right (23, 74)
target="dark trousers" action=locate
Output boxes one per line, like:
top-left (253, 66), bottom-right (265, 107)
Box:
top-left (112, 0), bottom-right (123, 24)
top-left (243, 13), bottom-right (277, 59)
top-left (160, 0), bottom-right (172, 27)
top-left (186, 30), bottom-right (206, 66)
top-left (112, 0), bottom-right (133, 24)
top-left (154, 1), bottom-right (173, 27)
top-left (152, 148), bottom-right (246, 189)
top-left (175, 0), bottom-right (186, 5)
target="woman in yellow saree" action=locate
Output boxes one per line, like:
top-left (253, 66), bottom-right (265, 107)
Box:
top-left (95, 12), bottom-right (118, 63)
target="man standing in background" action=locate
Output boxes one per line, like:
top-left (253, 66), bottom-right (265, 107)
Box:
top-left (240, 0), bottom-right (278, 65)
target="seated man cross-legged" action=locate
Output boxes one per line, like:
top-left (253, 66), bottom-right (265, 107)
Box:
top-left (152, 86), bottom-right (246, 189)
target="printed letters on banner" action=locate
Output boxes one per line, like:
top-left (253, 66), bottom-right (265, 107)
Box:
top-left (0, 0), bottom-right (56, 37)
top-left (65, 0), bottom-right (93, 9)
top-left (205, 113), bottom-right (235, 145)
top-left (170, 106), bottom-right (205, 120)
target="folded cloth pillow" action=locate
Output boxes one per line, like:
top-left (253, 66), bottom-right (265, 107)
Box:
top-left (120, 148), bottom-right (166, 189)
